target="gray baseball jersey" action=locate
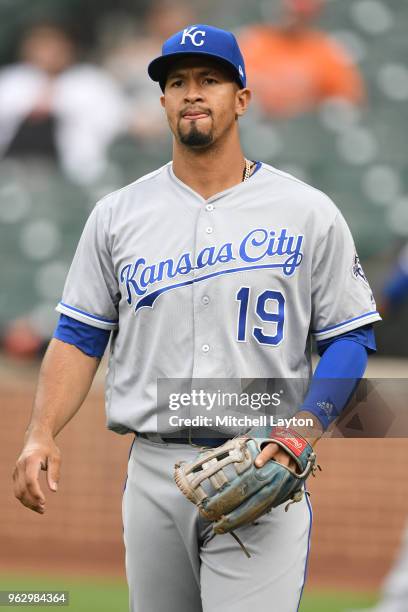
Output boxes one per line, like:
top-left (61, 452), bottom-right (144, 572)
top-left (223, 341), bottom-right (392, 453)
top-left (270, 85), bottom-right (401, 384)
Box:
top-left (56, 161), bottom-right (381, 433)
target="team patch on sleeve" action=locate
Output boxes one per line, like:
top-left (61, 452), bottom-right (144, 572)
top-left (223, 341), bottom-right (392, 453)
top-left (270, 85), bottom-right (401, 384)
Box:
top-left (352, 253), bottom-right (369, 285)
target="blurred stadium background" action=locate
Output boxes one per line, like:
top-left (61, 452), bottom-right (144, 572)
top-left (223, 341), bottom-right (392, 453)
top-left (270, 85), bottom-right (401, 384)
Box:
top-left (1, 0), bottom-right (407, 610)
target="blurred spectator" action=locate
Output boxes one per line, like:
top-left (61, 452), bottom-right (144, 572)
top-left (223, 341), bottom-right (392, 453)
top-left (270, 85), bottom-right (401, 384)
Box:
top-left (0, 22), bottom-right (127, 184)
top-left (1, 318), bottom-right (46, 360)
top-left (102, 0), bottom-right (194, 141)
top-left (379, 244), bottom-right (408, 316)
top-left (239, 0), bottom-right (365, 118)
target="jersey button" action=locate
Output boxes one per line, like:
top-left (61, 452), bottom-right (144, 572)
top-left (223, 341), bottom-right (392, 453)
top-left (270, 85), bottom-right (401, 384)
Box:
top-left (205, 227), bottom-right (213, 234)
top-left (202, 295), bottom-right (210, 305)
top-left (202, 344), bottom-right (210, 353)
top-left (205, 204), bottom-right (214, 212)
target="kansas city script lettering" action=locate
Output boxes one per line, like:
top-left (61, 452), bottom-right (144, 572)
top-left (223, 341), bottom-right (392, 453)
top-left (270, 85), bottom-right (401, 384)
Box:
top-left (120, 228), bottom-right (304, 306)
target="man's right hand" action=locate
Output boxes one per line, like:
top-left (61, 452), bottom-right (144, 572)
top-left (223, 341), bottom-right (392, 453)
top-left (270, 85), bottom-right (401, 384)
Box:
top-left (13, 433), bottom-right (61, 514)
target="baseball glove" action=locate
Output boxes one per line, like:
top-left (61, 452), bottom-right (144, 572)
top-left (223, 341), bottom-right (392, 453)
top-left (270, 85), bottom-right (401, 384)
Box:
top-left (174, 428), bottom-right (318, 556)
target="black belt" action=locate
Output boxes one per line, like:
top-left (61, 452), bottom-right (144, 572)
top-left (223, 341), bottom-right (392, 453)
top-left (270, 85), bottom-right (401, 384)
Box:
top-left (139, 432), bottom-right (228, 447)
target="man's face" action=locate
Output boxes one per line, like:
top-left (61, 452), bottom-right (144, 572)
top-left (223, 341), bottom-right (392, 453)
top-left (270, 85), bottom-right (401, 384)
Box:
top-left (20, 26), bottom-right (75, 75)
top-left (284, 0), bottom-right (324, 26)
top-left (160, 57), bottom-right (249, 149)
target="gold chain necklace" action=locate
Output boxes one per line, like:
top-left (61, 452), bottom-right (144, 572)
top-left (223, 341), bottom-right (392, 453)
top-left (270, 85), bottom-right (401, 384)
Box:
top-left (242, 158), bottom-right (253, 182)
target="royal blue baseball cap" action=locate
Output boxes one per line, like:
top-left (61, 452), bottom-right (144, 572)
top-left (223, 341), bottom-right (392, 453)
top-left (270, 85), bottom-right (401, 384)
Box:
top-left (148, 24), bottom-right (246, 91)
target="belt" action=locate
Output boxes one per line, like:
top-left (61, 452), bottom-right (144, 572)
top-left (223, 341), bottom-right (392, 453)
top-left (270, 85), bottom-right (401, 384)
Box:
top-left (139, 432), bottom-right (228, 448)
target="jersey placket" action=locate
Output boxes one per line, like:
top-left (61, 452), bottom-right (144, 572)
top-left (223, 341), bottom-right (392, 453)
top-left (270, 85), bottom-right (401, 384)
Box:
top-left (191, 199), bottom-right (219, 380)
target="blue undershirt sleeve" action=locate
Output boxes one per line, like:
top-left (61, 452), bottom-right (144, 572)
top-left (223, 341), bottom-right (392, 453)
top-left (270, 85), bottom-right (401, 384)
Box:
top-left (315, 323), bottom-right (376, 356)
top-left (53, 314), bottom-right (111, 358)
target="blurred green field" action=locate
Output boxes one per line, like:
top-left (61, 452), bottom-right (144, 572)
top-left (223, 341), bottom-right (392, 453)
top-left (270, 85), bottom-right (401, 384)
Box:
top-left (0, 574), bottom-right (377, 611)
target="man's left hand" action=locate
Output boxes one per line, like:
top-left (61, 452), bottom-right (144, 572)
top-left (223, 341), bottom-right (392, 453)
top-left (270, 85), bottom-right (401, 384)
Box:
top-left (254, 412), bottom-right (323, 469)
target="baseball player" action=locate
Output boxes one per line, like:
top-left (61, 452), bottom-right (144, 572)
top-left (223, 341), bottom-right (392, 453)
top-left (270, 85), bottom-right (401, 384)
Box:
top-left (13, 25), bottom-right (381, 612)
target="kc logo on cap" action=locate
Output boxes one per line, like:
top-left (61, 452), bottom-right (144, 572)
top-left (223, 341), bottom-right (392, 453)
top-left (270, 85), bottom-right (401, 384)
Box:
top-left (147, 24), bottom-right (247, 91)
top-left (180, 26), bottom-right (206, 47)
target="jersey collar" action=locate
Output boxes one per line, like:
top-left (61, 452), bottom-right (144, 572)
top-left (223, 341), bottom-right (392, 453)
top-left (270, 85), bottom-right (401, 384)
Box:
top-left (168, 161), bottom-right (263, 204)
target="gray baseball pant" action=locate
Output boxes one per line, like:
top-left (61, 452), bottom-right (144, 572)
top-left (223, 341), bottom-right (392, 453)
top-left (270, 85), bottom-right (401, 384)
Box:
top-left (122, 435), bottom-right (312, 612)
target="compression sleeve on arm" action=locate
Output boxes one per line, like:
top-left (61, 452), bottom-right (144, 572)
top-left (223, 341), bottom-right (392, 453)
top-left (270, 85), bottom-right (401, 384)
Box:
top-left (299, 324), bottom-right (376, 430)
top-left (53, 314), bottom-right (111, 358)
